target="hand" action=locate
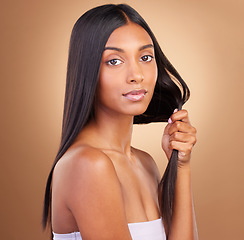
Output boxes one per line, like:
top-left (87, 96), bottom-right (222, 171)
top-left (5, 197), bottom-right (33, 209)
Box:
top-left (162, 109), bottom-right (197, 167)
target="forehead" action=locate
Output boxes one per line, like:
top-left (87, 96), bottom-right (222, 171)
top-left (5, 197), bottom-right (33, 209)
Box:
top-left (105, 23), bottom-right (153, 48)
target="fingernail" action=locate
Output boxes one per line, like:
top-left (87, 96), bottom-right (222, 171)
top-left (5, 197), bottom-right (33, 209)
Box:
top-left (168, 117), bottom-right (172, 124)
top-left (173, 109), bottom-right (178, 113)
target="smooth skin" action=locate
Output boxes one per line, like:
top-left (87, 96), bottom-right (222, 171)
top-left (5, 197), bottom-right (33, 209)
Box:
top-left (52, 22), bottom-right (197, 240)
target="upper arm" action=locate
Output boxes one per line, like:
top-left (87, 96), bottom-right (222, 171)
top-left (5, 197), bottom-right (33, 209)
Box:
top-left (62, 147), bottom-right (132, 240)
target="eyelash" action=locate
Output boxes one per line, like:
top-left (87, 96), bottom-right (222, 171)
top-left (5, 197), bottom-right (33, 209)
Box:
top-left (106, 55), bottom-right (154, 66)
top-left (140, 55), bottom-right (154, 62)
top-left (106, 59), bottom-right (123, 66)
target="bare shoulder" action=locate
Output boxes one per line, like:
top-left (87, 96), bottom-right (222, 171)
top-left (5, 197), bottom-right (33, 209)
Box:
top-left (53, 145), bottom-right (120, 202)
top-left (55, 144), bottom-right (114, 170)
top-left (132, 147), bottom-right (161, 183)
top-left (53, 145), bottom-right (132, 239)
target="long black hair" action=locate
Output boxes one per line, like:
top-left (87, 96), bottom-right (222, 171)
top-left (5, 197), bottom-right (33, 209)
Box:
top-left (43, 4), bottom-right (190, 238)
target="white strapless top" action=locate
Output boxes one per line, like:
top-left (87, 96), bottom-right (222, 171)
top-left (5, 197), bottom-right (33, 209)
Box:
top-left (53, 218), bottom-right (166, 240)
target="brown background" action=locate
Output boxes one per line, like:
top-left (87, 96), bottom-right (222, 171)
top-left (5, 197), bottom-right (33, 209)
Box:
top-left (1, 0), bottom-right (243, 239)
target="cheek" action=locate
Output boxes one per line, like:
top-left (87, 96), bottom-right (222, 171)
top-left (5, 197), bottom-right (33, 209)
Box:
top-left (145, 64), bottom-right (157, 102)
top-left (98, 69), bottom-right (121, 103)
top-left (145, 63), bottom-right (158, 87)
top-left (153, 66), bottom-right (158, 84)
top-left (99, 66), bottom-right (114, 90)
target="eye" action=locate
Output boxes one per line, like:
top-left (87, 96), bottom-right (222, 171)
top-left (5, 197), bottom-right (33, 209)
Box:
top-left (140, 55), bottom-right (154, 62)
top-left (106, 59), bottom-right (123, 66)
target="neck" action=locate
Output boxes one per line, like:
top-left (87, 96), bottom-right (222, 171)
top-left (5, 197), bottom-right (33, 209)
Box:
top-left (77, 109), bottom-right (134, 157)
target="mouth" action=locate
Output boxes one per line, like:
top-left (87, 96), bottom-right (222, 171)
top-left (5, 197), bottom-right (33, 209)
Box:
top-left (122, 89), bottom-right (148, 102)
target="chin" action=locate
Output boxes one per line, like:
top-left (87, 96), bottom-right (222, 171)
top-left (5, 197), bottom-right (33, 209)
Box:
top-left (128, 104), bottom-right (149, 117)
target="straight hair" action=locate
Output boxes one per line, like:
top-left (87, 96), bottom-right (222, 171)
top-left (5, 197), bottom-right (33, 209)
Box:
top-left (43, 4), bottom-right (190, 238)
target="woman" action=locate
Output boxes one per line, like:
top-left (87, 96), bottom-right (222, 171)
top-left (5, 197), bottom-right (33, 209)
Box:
top-left (43, 4), bottom-right (198, 240)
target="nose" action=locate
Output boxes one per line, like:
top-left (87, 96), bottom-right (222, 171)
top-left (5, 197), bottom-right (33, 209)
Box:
top-left (127, 61), bottom-right (144, 84)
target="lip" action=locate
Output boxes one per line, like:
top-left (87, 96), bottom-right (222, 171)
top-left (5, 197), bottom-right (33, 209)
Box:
top-left (122, 89), bottom-right (148, 102)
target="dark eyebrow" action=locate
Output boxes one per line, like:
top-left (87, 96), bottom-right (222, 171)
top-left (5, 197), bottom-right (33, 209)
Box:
top-left (104, 44), bottom-right (154, 53)
top-left (139, 44), bottom-right (154, 51)
top-left (104, 47), bottom-right (124, 53)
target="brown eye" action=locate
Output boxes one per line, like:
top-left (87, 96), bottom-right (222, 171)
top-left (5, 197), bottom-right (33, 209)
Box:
top-left (107, 59), bottom-right (123, 66)
top-left (141, 55), bottom-right (153, 62)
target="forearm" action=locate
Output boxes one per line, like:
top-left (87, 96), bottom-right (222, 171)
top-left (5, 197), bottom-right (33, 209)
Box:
top-left (168, 164), bottom-right (196, 240)
top-left (162, 109), bottom-right (198, 239)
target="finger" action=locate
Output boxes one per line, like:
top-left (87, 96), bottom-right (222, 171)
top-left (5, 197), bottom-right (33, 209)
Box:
top-left (163, 122), bottom-right (171, 135)
top-left (169, 141), bottom-right (193, 156)
top-left (169, 132), bottom-right (197, 145)
top-left (170, 109), bottom-right (190, 123)
top-left (168, 121), bottom-right (197, 136)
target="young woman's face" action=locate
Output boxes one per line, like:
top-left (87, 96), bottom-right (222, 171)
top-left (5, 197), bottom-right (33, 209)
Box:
top-left (98, 23), bottom-right (158, 118)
